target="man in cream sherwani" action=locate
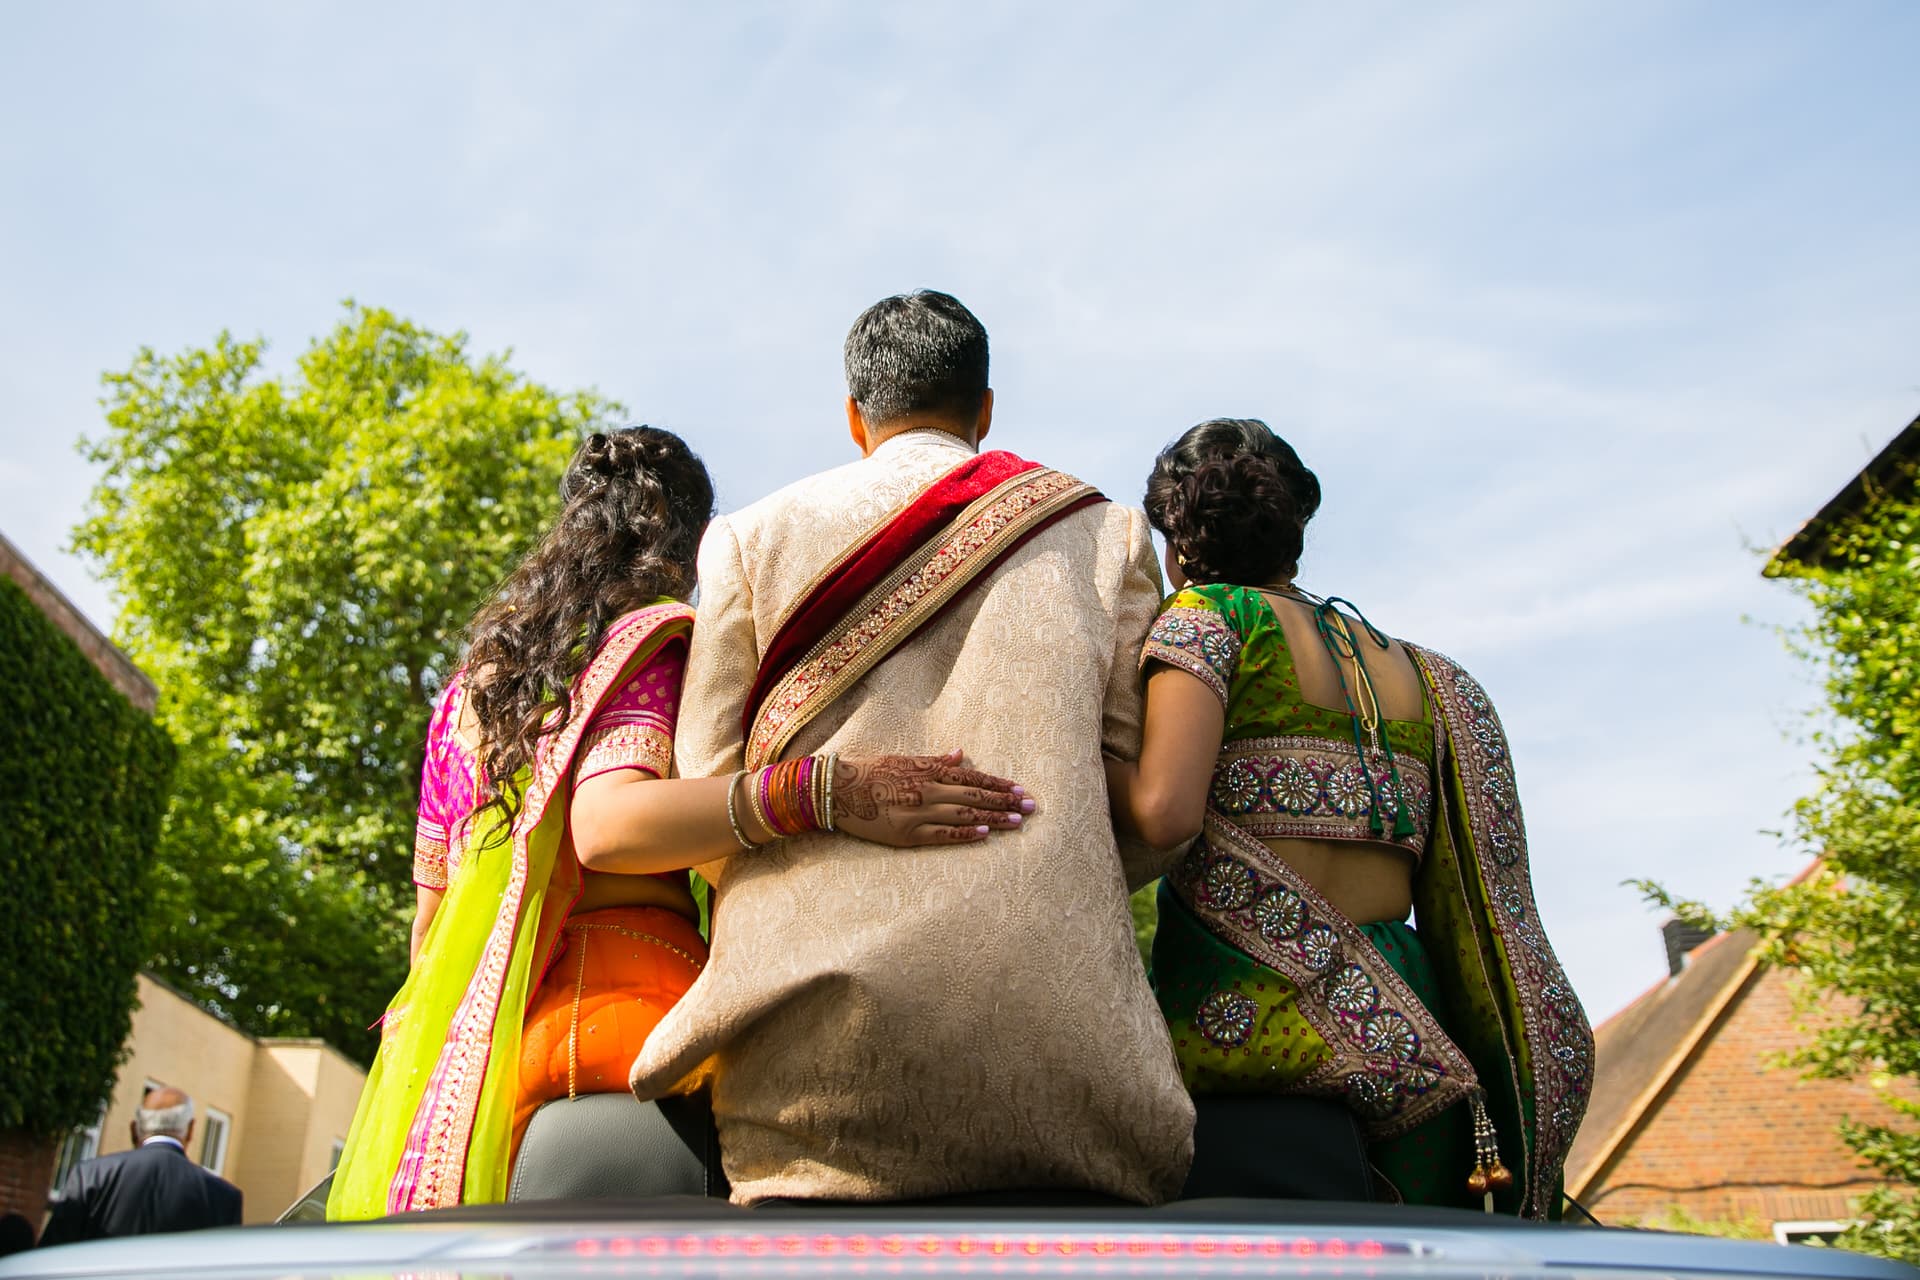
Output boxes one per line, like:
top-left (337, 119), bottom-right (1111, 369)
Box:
top-left (631, 290), bottom-right (1193, 1205)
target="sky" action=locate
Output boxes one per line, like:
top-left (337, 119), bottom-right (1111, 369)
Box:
top-left (3, 2), bottom-right (1917, 1025)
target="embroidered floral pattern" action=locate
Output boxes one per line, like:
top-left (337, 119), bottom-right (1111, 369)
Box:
top-left (411, 833), bottom-right (450, 890)
top-left (1253, 885), bottom-right (1307, 942)
top-left (1195, 990), bottom-right (1258, 1047)
top-left (747, 469), bottom-right (1096, 768)
top-left (1362, 1010), bottom-right (1418, 1061)
top-left (1203, 856), bottom-right (1258, 911)
top-left (1172, 821), bottom-right (1476, 1139)
top-left (1206, 735), bottom-right (1435, 857)
top-left (1142, 606), bottom-right (1241, 704)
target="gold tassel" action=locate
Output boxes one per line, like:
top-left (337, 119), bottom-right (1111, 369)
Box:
top-left (1467, 1091), bottom-right (1508, 1213)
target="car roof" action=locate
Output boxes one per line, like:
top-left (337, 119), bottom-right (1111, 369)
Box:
top-left (4, 1198), bottom-right (1912, 1280)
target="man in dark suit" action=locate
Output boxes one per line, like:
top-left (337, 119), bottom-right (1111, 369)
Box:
top-left (40, 1086), bottom-right (243, 1245)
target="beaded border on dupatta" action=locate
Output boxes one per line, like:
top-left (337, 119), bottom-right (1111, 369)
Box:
top-left (1408, 644), bottom-right (1593, 1219)
top-left (1171, 813), bottom-right (1480, 1140)
top-left (745, 467), bottom-right (1098, 769)
top-left (388, 601), bottom-right (694, 1213)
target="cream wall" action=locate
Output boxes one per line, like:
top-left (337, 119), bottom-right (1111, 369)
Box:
top-left (92, 976), bottom-right (366, 1223)
top-left (98, 977), bottom-right (257, 1184)
top-left (231, 1041), bottom-right (363, 1220)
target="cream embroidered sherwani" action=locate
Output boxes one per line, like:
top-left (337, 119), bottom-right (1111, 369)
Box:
top-left (630, 429), bottom-right (1194, 1205)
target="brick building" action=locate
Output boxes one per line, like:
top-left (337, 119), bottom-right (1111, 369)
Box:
top-left (1564, 898), bottom-right (1910, 1240)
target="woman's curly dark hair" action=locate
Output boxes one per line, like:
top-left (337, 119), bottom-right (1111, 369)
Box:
top-left (1143, 418), bottom-right (1322, 587)
top-left (463, 426), bottom-right (714, 827)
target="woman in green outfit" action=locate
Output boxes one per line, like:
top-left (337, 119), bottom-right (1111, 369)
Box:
top-left (1105, 418), bottom-right (1593, 1219)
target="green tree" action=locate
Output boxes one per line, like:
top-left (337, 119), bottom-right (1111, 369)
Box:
top-left (1637, 484), bottom-right (1920, 1263)
top-left (73, 304), bottom-right (621, 1062)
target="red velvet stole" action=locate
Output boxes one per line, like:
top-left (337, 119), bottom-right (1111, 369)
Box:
top-left (741, 450), bottom-right (1105, 765)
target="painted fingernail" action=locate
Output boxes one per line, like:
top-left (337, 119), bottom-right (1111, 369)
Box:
top-left (1009, 785), bottom-right (1025, 796)
top-left (975, 826), bottom-right (990, 836)
top-left (1019, 799), bottom-right (1036, 813)
top-left (1005, 813), bottom-right (1023, 826)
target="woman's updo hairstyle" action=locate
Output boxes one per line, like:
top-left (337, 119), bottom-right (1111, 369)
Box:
top-left (464, 425), bottom-right (716, 825)
top-left (1143, 418), bottom-right (1321, 587)
top-left (553, 425), bottom-right (715, 605)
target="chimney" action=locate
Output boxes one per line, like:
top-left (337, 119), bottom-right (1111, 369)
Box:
top-left (1662, 919), bottom-right (1716, 977)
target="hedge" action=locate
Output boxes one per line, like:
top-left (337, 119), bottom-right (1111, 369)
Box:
top-left (0, 577), bottom-right (174, 1136)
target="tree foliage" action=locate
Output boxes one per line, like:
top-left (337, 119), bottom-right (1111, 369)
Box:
top-left (1637, 481), bottom-right (1920, 1263)
top-left (0, 579), bottom-right (175, 1135)
top-left (73, 304), bottom-right (621, 1062)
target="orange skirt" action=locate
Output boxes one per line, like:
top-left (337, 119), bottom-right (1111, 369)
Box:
top-left (513, 905), bottom-right (707, 1152)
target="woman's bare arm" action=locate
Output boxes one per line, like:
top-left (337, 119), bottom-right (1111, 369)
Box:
top-left (569, 750), bottom-right (1034, 875)
top-left (410, 886), bottom-right (443, 965)
top-left (1106, 666), bottom-right (1226, 850)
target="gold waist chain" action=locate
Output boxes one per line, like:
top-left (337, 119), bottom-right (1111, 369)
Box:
top-left (561, 920), bottom-right (706, 1100)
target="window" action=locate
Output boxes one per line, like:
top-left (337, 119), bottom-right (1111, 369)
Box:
top-left (1774, 1220), bottom-right (1848, 1246)
top-left (199, 1107), bottom-right (232, 1177)
top-left (49, 1101), bottom-right (108, 1197)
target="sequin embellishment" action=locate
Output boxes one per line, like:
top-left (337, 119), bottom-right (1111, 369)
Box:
top-left (1196, 990), bottom-right (1259, 1047)
top-left (1206, 735), bottom-right (1435, 858)
top-left (1143, 606), bottom-right (1241, 704)
top-left (1203, 856), bottom-right (1258, 911)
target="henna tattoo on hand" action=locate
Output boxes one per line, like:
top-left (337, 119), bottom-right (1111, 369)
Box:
top-left (835, 756), bottom-right (931, 823)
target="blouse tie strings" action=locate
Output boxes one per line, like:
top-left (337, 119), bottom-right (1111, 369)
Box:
top-left (1302, 593), bottom-right (1417, 842)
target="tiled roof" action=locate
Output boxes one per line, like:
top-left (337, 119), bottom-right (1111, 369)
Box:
top-left (1565, 926), bottom-right (1762, 1198)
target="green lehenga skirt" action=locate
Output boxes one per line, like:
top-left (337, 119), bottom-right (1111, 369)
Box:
top-left (1153, 885), bottom-right (1474, 1208)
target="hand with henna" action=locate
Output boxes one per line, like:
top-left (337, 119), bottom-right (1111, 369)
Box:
top-left (832, 749), bottom-right (1035, 847)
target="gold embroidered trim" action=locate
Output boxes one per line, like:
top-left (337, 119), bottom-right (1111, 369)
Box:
top-left (762, 488), bottom-right (923, 650)
top-left (746, 468), bottom-right (1095, 768)
top-left (1211, 734), bottom-right (1435, 854)
top-left (575, 723), bottom-right (673, 780)
top-left (412, 834), bottom-right (451, 889)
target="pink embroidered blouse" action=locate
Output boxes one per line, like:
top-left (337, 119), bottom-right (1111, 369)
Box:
top-left (411, 642), bottom-right (686, 890)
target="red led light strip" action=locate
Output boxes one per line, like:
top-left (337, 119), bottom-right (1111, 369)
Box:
top-left (563, 1234), bottom-right (1403, 1260)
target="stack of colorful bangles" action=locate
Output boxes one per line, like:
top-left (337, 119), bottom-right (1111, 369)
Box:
top-left (727, 752), bottom-right (838, 849)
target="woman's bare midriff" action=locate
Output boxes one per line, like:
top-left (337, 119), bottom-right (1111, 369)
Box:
top-left (573, 866), bottom-right (700, 921)
top-left (1260, 835), bottom-right (1415, 926)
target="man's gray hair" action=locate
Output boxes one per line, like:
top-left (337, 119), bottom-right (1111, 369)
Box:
top-left (134, 1096), bottom-right (194, 1140)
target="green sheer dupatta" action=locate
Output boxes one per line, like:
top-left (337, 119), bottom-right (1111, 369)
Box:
top-left (1406, 645), bottom-right (1594, 1219)
top-left (329, 602), bottom-right (693, 1219)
